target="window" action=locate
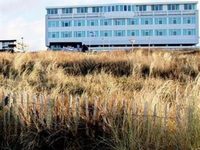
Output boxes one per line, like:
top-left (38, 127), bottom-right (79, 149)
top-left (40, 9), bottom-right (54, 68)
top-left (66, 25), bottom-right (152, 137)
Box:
top-left (62, 8), bottom-right (73, 14)
top-left (127, 30), bottom-right (139, 36)
top-left (48, 21), bottom-right (59, 27)
top-left (77, 7), bottom-right (88, 13)
top-left (183, 16), bottom-right (196, 24)
top-left (61, 31), bottom-right (72, 38)
top-left (48, 32), bottom-right (59, 38)
top-left (152, 5), bottom-right (163, 11)
top-left (128, 5), bottom-right (132, 11)
top-left (74, 31), bottom-right (86, 37)
top-left (132, 6), bottom-right (136, 11)
top-left (184, 4), bottom-right (196, 10)
top-left (124, 5), bottom-right (127, 11)
top-left (112, 6), bottom-right (115, 11)
top-left (92, 7), bottom-right (103, 13)
top-left (61, 21), bottom-right (72, 27)
top-left (168, 4), bottom-right (179, 10)
top-left (100, 30), bottom-right (112, 37)
top-left (169, 29), bottom-right (181, 36)
top-left (87, 20), bottom-right (99, 26)
top-left (108, 6), bottom-right (111, 12)
top-left (87, 31), bottom-right (99, 37)
top-left (155, 29), bottom-right (167, 36)
top-left (127, 18), bottom-right (139, 25)
top-left (136, 5), bottom-right (147, 11)
top-left (47, 9), bottom-right (58, 15)
top-left (114, 30), bottom-right (126, 37)
top-left (103, 6), bottom-right (108, 12)
top-left (51, 45), bottom-right (61, 49)
top-left (74, 20), bottom-right (85, 26)
top-left (141, 30), bottom-right (153, 36)
top-left (169, 17), bottom-right (181, 24)
top-left (183, 29), bottom-right (196, 35)
top-left (115, 5), bottom-right (120, 11)
top-left (141, 18), bottom-right (153, 25)
top-left (114, 19), bottom-right (126, 25)
top-left (155, 18), bottom-right (167, 24)
top-left (100, 19), bottom-right (112, 26)
top-left (119, 5), bottom-right (124, 11)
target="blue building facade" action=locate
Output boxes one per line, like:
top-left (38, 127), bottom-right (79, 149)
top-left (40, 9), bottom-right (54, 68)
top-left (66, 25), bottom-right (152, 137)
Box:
top-left (46, 1), bottom-right (199, 50)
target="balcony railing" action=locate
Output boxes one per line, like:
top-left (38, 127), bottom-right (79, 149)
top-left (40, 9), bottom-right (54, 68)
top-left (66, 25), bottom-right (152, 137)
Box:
top-left (47, 10), bottom-right (197, 19)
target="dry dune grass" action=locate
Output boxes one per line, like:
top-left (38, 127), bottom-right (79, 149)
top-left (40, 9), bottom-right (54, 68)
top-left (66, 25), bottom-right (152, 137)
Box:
top-left (1, 49), bottom-right (200, 149)
top-left (1, 49), bottom-right (200, 102)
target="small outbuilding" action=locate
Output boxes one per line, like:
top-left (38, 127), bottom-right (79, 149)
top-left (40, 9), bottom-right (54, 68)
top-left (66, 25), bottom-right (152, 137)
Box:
top-left (0, 40), bottom-right (17, 52)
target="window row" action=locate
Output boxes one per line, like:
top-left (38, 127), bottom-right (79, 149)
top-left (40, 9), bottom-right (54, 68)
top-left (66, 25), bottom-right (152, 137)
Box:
top-left (48, 29), bottom-right (197, 38)
top-left (47, 3), bottom-right (197, 14)
top-left (48, 16), bottom-right (196, 27)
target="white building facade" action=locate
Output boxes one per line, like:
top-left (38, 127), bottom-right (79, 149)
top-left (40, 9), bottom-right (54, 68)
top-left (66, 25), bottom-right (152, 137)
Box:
top-left (0, 40), bottom-right (16, 52)
top-left (46, 1), bottom-right (199, 50)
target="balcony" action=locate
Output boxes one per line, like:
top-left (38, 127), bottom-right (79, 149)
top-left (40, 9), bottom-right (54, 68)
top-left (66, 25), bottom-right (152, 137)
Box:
top-left (47, 13), bottom-right (105, 19)
top-left (47, 10), bottom-right (198, 19)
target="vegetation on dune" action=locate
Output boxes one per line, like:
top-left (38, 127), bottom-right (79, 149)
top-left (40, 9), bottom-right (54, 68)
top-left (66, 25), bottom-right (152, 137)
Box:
top-left (1, 49), bottom-right (200, 149)
top-left (0, 49), bottom-right (200, 94)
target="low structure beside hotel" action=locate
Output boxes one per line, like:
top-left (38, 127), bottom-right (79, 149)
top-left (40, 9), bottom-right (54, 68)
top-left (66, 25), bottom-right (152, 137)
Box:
top-left (0, 40), bottom-right (17, 52)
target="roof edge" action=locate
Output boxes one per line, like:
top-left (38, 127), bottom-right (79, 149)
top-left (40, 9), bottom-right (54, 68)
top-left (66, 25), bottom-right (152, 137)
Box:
top-left (0, 40), bottom-right (17, 42)
top-left (46, 1), bottom-right (199, 9)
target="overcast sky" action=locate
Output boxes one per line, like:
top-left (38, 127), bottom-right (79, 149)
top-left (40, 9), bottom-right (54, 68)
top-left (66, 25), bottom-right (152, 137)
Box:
top-left (0, 0), bottom-right (199, 50)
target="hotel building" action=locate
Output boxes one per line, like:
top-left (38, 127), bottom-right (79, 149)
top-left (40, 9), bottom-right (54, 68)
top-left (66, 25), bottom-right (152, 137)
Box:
top-left (46, 1), bottom-right (199, 50)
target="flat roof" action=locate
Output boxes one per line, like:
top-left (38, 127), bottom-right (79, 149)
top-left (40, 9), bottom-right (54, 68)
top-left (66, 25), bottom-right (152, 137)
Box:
top-left (46, 1), bottom-right (198, 9)
top-left (0, 40), bottom-right (16, 42)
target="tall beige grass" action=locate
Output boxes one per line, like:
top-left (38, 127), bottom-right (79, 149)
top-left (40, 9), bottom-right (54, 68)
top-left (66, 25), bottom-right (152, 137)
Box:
top-left (0, 49), bottom-right (200, 149)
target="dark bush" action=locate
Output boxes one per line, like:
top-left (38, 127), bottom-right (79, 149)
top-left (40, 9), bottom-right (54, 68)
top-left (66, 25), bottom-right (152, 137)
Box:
top-left (58, 59), bottom-right (133, 77)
